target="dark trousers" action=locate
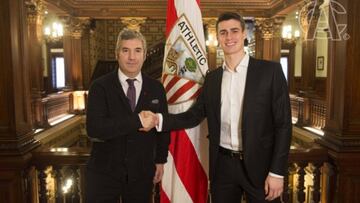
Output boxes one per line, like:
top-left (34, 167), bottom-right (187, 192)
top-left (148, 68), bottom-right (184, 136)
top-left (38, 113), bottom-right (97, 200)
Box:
top-left (211, 152), bottom-right (281, 203)
top-left (85, 168), bottom-right (153, 203)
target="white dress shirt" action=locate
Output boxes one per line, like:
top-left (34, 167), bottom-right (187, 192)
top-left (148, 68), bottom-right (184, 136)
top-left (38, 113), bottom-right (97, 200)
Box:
top-left (118, 69), bottom-right (142, 105)
top-left (219, 53), bottom-right (249, 151)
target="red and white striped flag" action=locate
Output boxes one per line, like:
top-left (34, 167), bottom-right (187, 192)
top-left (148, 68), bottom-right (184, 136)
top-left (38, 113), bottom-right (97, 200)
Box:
top-left (161, 0), bottom-right (209, 203)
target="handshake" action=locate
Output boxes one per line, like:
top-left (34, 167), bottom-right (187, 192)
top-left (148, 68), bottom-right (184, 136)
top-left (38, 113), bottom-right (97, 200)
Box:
top-left (139, 111), bottom-right (160, 132)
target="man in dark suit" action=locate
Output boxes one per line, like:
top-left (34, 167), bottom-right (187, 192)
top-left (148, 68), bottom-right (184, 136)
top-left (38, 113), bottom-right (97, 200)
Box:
top-left (85, 28), bottom-right (170, 203)
top-left (141, 12), bottom-right (292, 203)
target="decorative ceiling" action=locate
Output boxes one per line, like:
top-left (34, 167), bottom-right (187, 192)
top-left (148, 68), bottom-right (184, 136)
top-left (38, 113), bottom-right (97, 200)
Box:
top-left (44, 0), bottom-right (304, 18)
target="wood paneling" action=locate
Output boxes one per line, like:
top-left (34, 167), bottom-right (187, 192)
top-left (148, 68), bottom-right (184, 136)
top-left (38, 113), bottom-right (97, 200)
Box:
top-left (0, 154), bottom-right (34, 203)
top-left (0, 0), bottom-right (39, 201)
top-left (323, 0), bottom-right (360, 143)
top-left (0, 0), bottom-right (38, 154)
top-left (70, 37), bottom-right (84, 90)
top-left (316, 0), bottom-right (360, 202)
top-left (301, 39), bottom-right (317, 90)
top-left (328, 151), bottom-right (360, 203)
top-left (314, 77), bottom-right (326, 98)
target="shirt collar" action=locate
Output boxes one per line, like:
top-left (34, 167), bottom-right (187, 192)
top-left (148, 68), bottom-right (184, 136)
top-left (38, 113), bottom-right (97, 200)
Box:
top-left (118, 68), bottom-right (142, 85)
top-left (222, 53), bottom-right (250, 72)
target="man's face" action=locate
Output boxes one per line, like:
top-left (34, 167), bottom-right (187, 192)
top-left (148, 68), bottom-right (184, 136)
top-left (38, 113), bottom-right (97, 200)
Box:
top-left (217, 19), bottom-right (247, 56)
top-left (117, 39), bottom-right (146, 78)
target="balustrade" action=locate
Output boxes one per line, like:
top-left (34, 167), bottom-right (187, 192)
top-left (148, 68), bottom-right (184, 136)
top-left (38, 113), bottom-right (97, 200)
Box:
top-left (33, 147), bottom-right (89, 203)
top-left (290, 94), bottom-right (326, 130)
top-left (32, 142), bottom-right (329, 203)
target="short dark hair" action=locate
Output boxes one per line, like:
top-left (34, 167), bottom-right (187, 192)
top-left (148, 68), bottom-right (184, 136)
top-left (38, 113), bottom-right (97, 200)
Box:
top-left (216, 12), bottom-right (246, 32)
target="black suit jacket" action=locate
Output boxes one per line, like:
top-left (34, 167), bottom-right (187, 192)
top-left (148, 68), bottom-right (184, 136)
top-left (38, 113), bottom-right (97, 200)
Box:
top-left (86, 70), bottom-right (170, 182)
top-left (163, 57), bottom-right (292, 187)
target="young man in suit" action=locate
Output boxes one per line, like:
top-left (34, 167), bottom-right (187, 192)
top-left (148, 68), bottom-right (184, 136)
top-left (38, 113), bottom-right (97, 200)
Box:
top-left (85, 28), bottom-right (170, 203)
top-left (141, 12), bottom-right (292, 203)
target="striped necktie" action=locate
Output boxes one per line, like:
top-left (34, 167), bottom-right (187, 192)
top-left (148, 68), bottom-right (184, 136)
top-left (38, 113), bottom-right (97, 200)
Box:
top-left (126, 79), bottom-right (136, 111)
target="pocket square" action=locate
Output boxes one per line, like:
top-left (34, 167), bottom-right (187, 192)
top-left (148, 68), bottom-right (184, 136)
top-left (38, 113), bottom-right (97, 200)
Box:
top-left (151, 99), bottom-right (159, 104)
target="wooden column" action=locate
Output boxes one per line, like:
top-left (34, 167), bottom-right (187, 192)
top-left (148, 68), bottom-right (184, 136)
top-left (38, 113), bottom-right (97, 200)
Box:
top-left (0, 0), bottom-right (39, 201)
top-left (298, 0), bottom-right (322, 92)
top-left (254, 16), bottom-right (284, 62)
top-left (282, 39), bottom-right (297, 94)
top-left (203, 18), bottom-right (218, 71)
top-left (81, 24), bottom-right (91, 89)
top-left (63, 17), bottom-right (89, 90)
top-left (27, 0), bottom-right (44, 95)
top-left (26, 0), bottom-right (46, 128)
top-left (317, 0), bottom-right (360, 202)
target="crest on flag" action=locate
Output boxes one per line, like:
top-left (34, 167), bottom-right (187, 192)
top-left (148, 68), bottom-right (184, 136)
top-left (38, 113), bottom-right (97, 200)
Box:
top-left (164, 15), bottom-right (207, 85)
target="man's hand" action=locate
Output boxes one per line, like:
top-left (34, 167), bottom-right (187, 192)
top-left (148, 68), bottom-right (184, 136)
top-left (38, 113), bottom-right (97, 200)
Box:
top-left (139, 111), bottom-right (158, 132)
top-left (153, 164), bottom-right (164, 183)
top-left (264, 175), bottom-right (284, 201)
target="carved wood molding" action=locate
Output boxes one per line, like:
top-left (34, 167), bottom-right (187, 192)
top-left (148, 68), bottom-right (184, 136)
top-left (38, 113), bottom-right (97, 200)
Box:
top-left (44, 0), bottom-right (303, 18)
top-left (62, 16), bottom-right (90, 38)
top-left (26, 0), bottom-right (45, 24)
top-left (298, 0), bottom-right (324, 40)
top-left (203, 17), bottom-right (217, 33)
top-left (255, 16), bottom-right (285, 39)
top-left (120, 17), bottom-right (147, 31)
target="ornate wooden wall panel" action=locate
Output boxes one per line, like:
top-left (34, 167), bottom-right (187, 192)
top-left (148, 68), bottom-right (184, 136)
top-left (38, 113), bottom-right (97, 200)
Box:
top-left (89, 20), bottom-right (106, 81)
top-left (82, 28), bottom-right (91, 89)
top-left (140, 18), bottom-right (166, 46)
top-left (318, 0), bottom-right (360, 202)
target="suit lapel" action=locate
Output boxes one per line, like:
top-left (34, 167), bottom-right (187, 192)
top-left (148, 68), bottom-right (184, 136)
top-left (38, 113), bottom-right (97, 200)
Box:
top-left (111, 70), bottom-right (134, 113)
top-left (242, 57), bottom-right (257, 122)
top-left (135, 73), bottom-right (149, 113)
top-left (213, 68), bottom-right (223, 124)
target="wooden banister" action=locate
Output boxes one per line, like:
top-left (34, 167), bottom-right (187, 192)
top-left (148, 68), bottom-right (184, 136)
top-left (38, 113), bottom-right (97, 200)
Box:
top-left (32, 141), bottom-right (329, 203)
top-left (290, 95), bottom-right (326, 130)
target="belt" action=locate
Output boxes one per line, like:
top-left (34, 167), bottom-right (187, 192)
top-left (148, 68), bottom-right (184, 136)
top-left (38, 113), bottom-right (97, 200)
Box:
top-left (218, 146), bottom-right (243, 160)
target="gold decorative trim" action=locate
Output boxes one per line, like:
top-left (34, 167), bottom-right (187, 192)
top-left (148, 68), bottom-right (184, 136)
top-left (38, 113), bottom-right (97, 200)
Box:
top-left (120, 17), bottom-right (147, 31)
top-left (255, 16), bottom-right (284, 39)
top-left (26, 0), bottom-right (45, 24)
top-left (63, 16), bottom-right (90, 39)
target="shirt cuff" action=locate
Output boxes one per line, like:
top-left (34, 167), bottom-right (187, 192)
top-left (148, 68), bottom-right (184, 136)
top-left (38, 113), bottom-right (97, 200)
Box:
top-left (138, 114), bottom-right (144, 127)
top-left (156, 113), bottom-right (163, 132)
top-left (269, 172), bottom-right (284, 179)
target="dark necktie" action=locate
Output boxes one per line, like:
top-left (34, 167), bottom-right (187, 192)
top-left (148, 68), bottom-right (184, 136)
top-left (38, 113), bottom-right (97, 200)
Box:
top-left (126, 79), bottom-right (136, 111)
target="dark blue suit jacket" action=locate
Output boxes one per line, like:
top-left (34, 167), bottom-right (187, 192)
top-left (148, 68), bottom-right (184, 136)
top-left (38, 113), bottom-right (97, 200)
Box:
top-left (86, 70), bottom-right (170, 181)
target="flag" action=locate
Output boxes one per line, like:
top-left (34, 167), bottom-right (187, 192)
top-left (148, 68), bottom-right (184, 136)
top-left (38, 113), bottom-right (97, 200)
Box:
top-left (161, 0), bottom-right (209, 203)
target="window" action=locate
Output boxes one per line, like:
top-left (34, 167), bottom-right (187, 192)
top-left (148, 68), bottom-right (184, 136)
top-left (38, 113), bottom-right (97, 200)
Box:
top-left (54, 57), bottom-right (65, 88)
top-left (49, 48), bottom-right (65, 91)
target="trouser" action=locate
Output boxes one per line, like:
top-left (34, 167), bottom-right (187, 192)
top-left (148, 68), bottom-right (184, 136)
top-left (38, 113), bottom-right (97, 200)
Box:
top-left (211, 152), bottom-right (281, 203)
top-left (85, 168), bottom-right (153, 203)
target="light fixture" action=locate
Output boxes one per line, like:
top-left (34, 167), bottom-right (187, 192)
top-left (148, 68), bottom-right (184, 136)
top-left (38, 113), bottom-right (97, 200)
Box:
top-left (282, 25), bottom-right (300, 43)
top-left (50, 147), bottom-right (69, 152)
top-left (62, 178), bottom-right (73, 194)
top-left (206, 34), bottom-right (218, 47)
top-left (72, 91), bottom-right (87, 114)
top-left (43, 21), bottom-right (64, 42)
